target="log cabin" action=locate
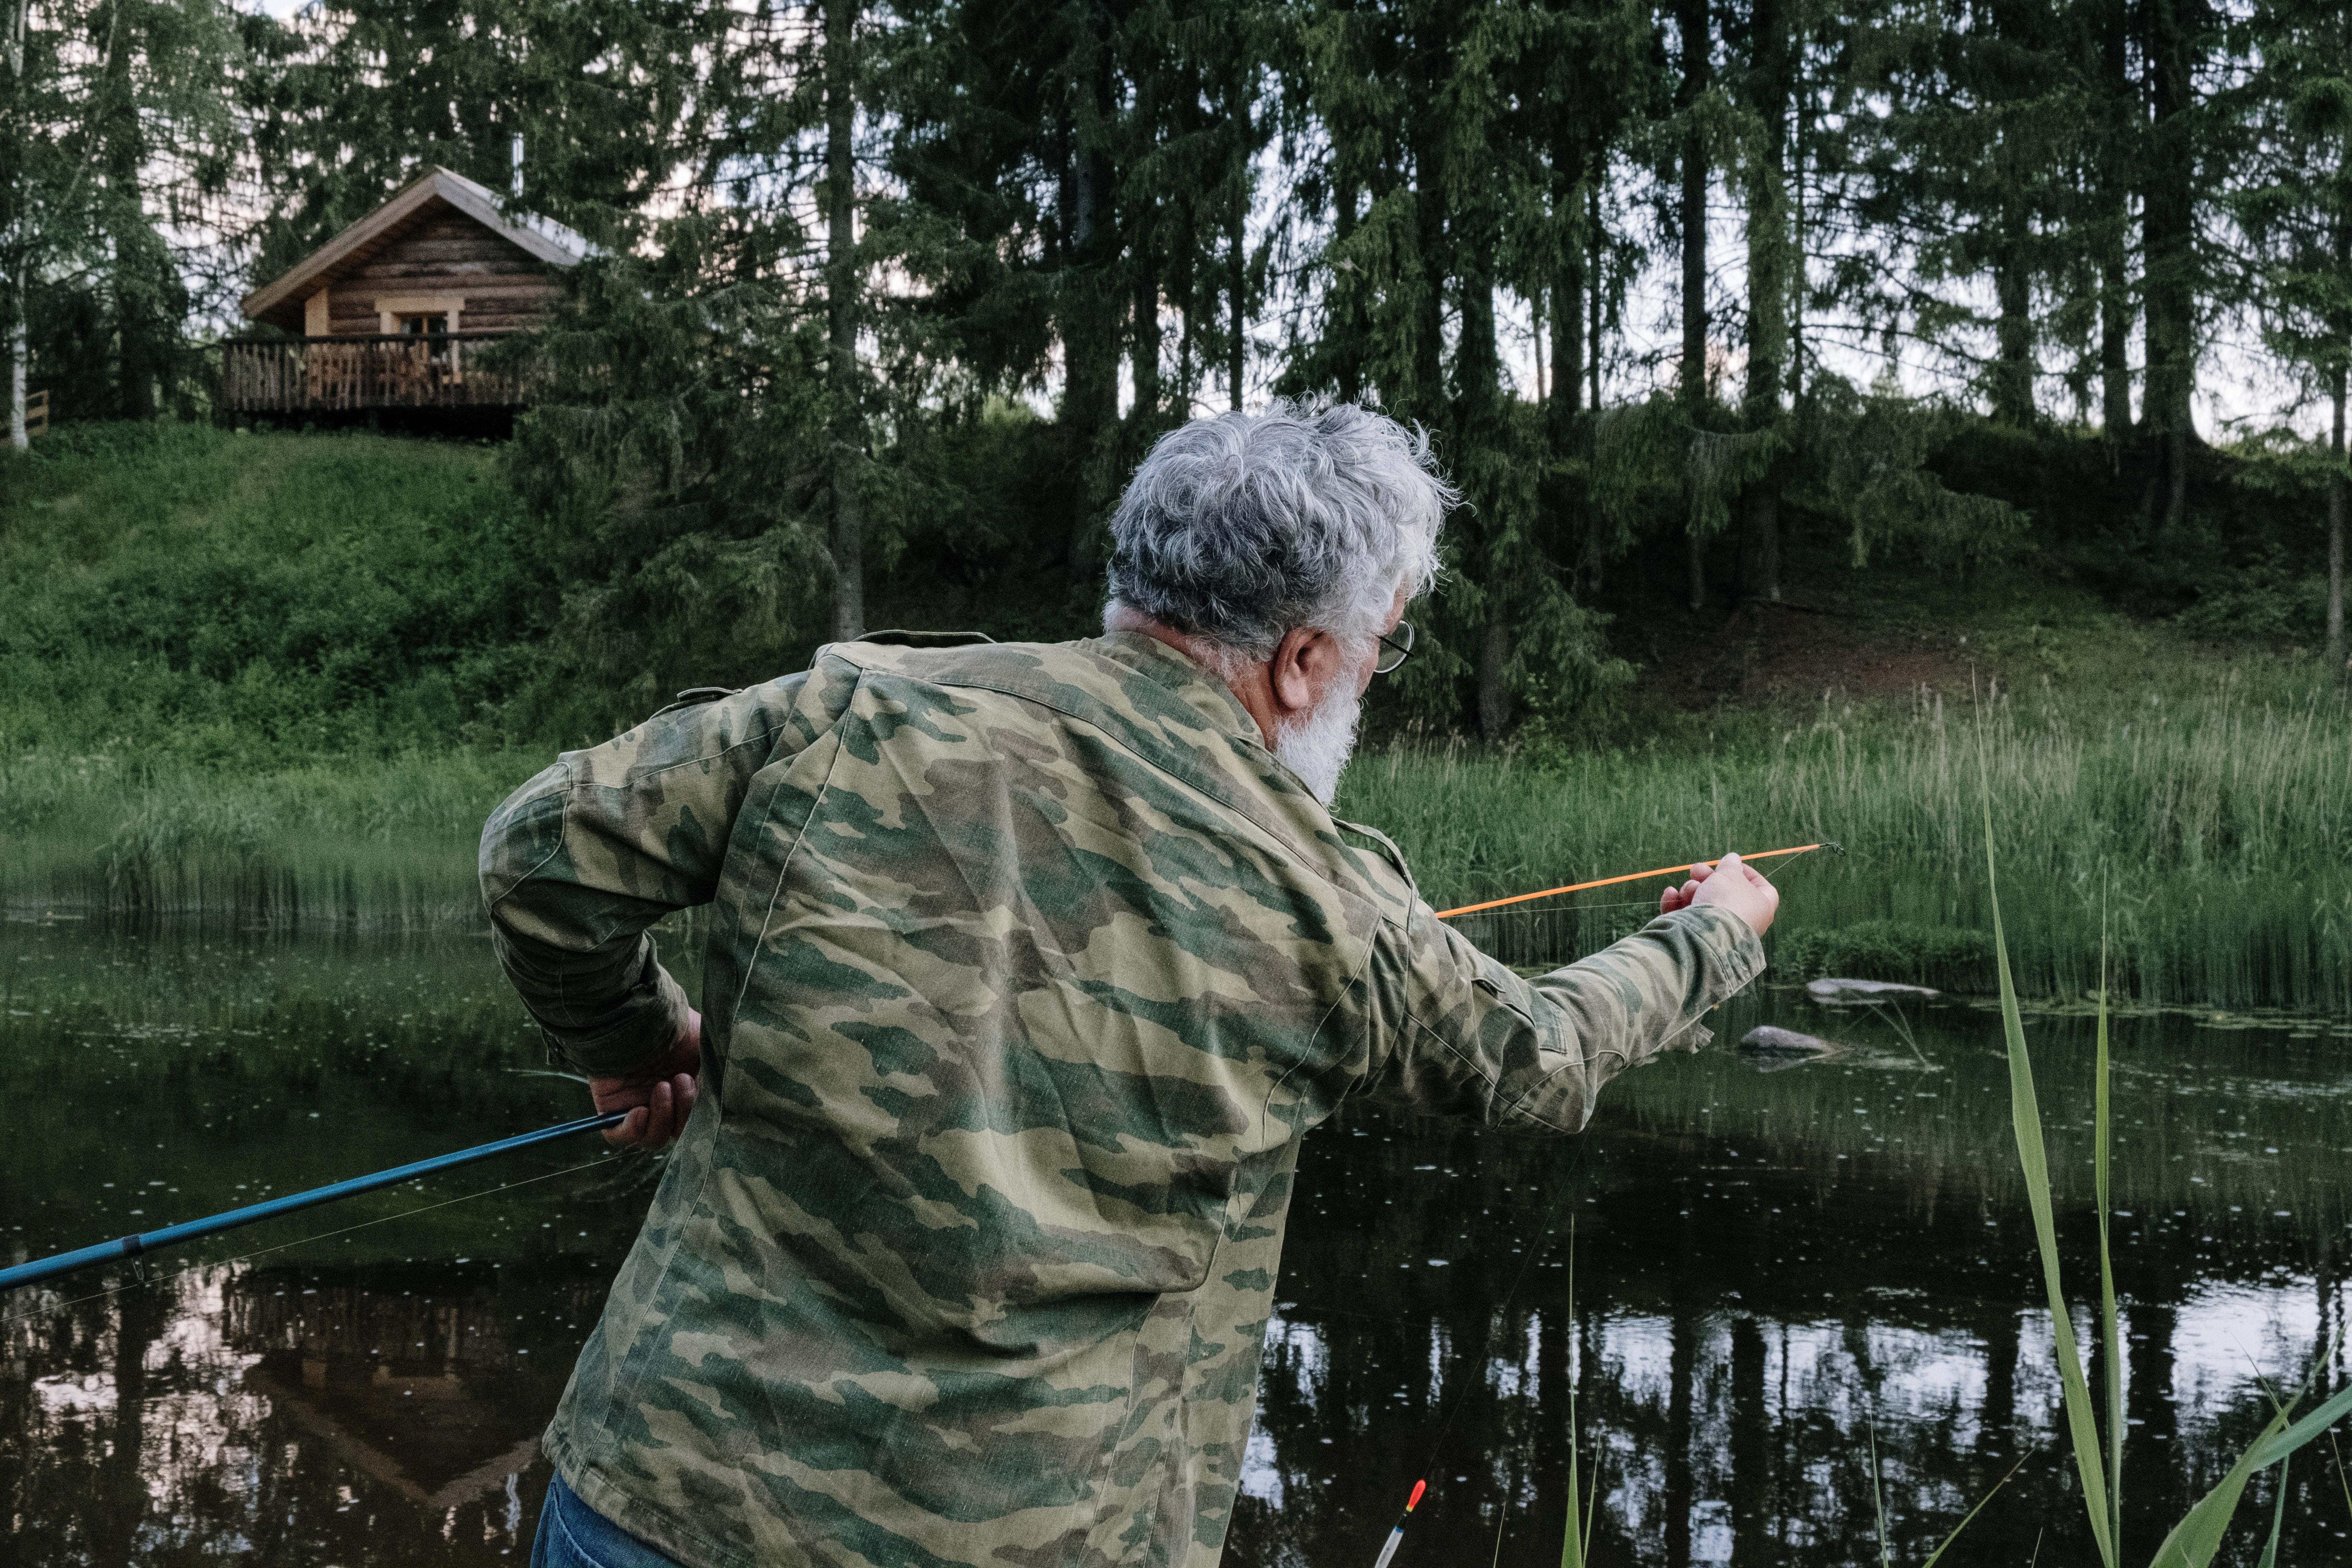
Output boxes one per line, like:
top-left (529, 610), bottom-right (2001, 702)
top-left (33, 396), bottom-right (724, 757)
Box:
top-left (221, 165), bottom-right (588, 423)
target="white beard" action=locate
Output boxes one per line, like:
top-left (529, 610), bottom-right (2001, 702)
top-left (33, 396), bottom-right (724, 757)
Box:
top-left (1273, 680), bottom-right (1363, 806)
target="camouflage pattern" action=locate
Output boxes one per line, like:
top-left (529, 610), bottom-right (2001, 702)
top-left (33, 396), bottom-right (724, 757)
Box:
top-left (480, 631), bottom-right (1764, 1568)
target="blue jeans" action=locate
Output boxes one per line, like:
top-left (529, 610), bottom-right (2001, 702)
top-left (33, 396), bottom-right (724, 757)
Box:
top-left (531, 1472), bottom-right (686, 1568)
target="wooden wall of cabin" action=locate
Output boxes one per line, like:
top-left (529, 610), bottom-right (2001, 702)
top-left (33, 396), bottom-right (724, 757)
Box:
top-left (317, 211), bottom-right (564, 337)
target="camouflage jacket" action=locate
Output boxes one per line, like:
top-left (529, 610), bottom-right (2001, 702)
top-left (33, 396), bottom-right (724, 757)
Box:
top-left (479, 631), bottom-right (1764, 1568)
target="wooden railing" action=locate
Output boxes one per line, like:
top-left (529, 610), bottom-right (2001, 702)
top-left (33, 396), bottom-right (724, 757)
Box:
top-left (218, 333), bottom-right (537, 413)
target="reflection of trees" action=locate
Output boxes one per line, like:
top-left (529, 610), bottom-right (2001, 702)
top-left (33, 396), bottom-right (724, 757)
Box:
top-left (5, 1258), bottom-right (609, 1564)
top-left (1230, 1104), bottom-right (2347, 1566)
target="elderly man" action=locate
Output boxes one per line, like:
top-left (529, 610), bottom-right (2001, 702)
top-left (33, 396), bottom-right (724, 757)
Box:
top-left (484, 403), bottom-right (1776, 1568)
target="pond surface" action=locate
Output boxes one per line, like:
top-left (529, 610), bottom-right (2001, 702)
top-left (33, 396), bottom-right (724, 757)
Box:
top-left (4, 919), bottom-right (2349, 1565)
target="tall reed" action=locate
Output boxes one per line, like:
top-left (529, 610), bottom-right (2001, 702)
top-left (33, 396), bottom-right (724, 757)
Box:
top-left (0, 749), bottom-right (538, 924)
top-left (1979, 741), bottom-right (2352, 1564)
top-left (1348, 674), bottom-right (2352, 1009)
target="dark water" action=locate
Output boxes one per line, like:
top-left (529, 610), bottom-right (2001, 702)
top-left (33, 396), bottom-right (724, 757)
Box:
top-left (4, 920), bottom-right (2349, 1565)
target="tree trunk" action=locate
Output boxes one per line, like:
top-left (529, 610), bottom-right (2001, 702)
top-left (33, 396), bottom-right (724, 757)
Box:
top-left (824, 0), bottom-right (864, 643)
top-left (1332, 185), bottom-right (1361, 405)
top-left (1477, 612), bottom-right (1513, 742)
top-left (2097, 0), bottom-right (2133, 437)
top-left (2141, 0), bottom-right (2196, 545)
top-left (1227, 97), bottom-right (1248, 412)
top-left (1065, 159), bottom-right (1118, 439)
top-left (1677, 0), bottom-right (1708, 415)
top-left (1737, 480), bottom-right (1779, 604)
top-left (1991, 214), bottom-right (2034, 425)
top-left (9, 269), bottom-right (24, 453)
top-left (8, 6), bottom-right (25, 453)
top-left (1740, 0), bottom-right (1787, 606)
top-left (2331, 368), bottom-right (2346, 676)
top-left (1588, 179), bottom-right (1604, 411)
top-left (96, 7), bottom-right (161, 422)
top-left (1133, 242), bottom-right (1160, 424)
top-left (1549, 131), bottom-right (1585, 435)
top-left (1062, 35), bottom-right (1121, 452)
top-left (1409, 63), bottom-right (1446, 423)
top-left (2098, 247), bottom-right (2132, 435)
top-left (1678, 0), bottom-right (1709, 611)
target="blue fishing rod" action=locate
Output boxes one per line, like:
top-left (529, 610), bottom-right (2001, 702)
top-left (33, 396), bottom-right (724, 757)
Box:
top-left (0, 1110), bottom-right (625, 1293)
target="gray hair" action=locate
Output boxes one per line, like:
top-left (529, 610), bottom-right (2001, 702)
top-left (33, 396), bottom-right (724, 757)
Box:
top-left (1102, 402), bottom-right (1455, 658)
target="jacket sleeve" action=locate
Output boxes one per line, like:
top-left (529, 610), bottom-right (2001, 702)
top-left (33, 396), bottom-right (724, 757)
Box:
top-left (1357, 900), bottom-right (1766, 1132)
top-left (478, 669), bottom-right (835, 1076)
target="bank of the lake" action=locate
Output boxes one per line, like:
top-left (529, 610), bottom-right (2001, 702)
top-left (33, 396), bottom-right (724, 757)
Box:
top-left (10, 669), bottom-right (2351, 1010)
top-left (6, 421), bottom-right (2350, 1009)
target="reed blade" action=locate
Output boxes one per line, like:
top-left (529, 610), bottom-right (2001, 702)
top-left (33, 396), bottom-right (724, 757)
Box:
top-left (1560, 1233), bottom-right (1585, 1568)
top-left (2244, 1380), bottom-right (2352, 1470)
top-left (1979, 744), bottom-right (2116, 1565)
top-left (1869, 1425), bottom-right (1890, 1568)
top-left (1919, 1456), bottom-right (2025, 1568)
top-left (2097, 916), bottom-right (2124, 1554)
top-left (2145, 1332), bottom-right (2352, 1563)
top-left (2254, 1455), bottom-right (2288, 1568)
top-left (2147, 1404), bottom-right (2294, 1568)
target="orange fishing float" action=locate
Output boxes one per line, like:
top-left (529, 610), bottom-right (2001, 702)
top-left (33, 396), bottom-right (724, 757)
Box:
top-left (1433, 842), bottom-right (1837, 920)
top-left (1369, 1478), bottom-right (1427, 1568)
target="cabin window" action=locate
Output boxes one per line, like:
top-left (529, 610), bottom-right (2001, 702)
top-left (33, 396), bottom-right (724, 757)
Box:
top-left (398, 312), bottom-right (453, 365)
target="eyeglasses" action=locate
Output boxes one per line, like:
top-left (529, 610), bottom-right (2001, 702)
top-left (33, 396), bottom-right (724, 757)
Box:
top-left (1374, 620), bottom-right (1415, 676)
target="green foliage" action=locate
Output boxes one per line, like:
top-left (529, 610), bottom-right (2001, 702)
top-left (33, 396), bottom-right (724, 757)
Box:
top-left (506, 264), bottom-right (838, 713)
top-left (3, 0), bottom-right (251, 421)
top-left (246, 0), bottom-right (727, 263)
top-left (1592, 393), bottom-right (1780, 545)
top-left (0, 421), bottom-right (589, 759)
top-left (1797, 380), bottom-right (2030, 569)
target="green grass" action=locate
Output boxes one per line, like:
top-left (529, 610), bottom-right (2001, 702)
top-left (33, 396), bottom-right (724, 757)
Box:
top-left (0, 747), bottom-right (542, 921)
top-left (1348, 666), bottom-right (2352, 1010)
top-left (0, 420), bottom-right (594, 763)
top-left (6, 642), bottom-right (2350, 1009)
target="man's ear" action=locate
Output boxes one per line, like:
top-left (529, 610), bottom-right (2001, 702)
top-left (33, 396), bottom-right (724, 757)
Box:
top-left (1267, 626), bottom-right (1335, 718)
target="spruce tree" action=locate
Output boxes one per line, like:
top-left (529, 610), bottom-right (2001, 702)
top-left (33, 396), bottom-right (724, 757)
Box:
top-left (2233, 0), bottom-right (2352, 672)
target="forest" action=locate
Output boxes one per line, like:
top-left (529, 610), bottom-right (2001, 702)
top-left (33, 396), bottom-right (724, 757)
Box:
top-left (4, 0), bottom-right (2351, 746)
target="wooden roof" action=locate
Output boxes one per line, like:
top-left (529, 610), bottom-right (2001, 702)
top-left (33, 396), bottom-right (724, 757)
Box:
top-left (241, 166), bottom-right (590, 332)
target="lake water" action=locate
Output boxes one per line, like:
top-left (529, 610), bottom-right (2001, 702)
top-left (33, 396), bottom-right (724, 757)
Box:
top-left (4, 918), bottom-right (2349, 1565)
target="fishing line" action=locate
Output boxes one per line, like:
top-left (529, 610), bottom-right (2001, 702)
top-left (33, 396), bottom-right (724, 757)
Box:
top-left (1369, 844), bottom-right (1839, 1561)
top-left (1363, 1140), bottom-right (1591, 1567)
top-left (0, 1153), bottom-right (620, 1330)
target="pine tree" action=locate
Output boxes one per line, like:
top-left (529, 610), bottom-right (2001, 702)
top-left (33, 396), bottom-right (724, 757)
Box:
top-left (2233, 0), bottom-right (2352, 673)
top-left (2141, 0), bottom-right (2218, 541)
top-left (248, 0), bottom-right (718, 266)
top-left (2, 0), bottom-right (245, 433)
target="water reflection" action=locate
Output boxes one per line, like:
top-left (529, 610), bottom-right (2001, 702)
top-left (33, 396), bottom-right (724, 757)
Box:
top-left (5, 921), bottom-right (2350, 1564)
top-left (5, 1257), bottom-right (619, 1562)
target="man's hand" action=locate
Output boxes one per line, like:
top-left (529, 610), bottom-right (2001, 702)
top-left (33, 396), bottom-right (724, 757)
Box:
top-left (590, 1008), bottom-right (703, 1151)
top-left (1658, 852), bottom-right (1780, 937)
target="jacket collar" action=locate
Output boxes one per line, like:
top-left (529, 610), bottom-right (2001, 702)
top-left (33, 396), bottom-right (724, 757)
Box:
top-left (1092, 630), bottom-right (1262, 747)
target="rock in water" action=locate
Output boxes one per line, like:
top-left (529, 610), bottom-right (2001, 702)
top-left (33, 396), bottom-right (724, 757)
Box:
top-left (1805, 977), bottom-right (1942, 1006)
top-left (1741, 1025), bottom-right (1842, 1056)
top-left (1737, 1025), bottom-right (1848, 1074)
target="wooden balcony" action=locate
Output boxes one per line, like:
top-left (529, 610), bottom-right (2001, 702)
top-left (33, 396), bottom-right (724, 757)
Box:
top-left (219, 333), bottom-right (536, 414)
